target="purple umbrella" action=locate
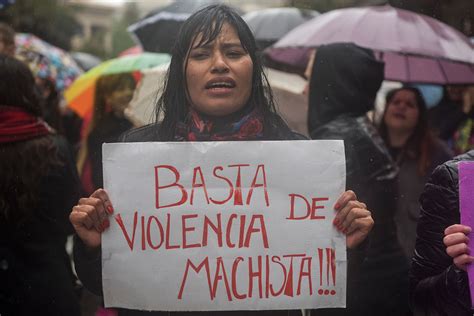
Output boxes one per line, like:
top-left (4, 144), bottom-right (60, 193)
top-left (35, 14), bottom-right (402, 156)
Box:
top-left (265, 5), bottom-right (474, 85)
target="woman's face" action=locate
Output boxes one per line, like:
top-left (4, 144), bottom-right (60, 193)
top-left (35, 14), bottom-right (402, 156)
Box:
top-left (185, 23), bottom-right (253, 117)
top-left (106, 84), bottom-right (134, 117)
top-left (384, 89), bottom-right (420, 134)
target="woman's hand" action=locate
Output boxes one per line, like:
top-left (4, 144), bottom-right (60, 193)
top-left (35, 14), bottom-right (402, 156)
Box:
top-left (333, 190), bottom-right (374, 249)
top-left (444, 224), bottom-right (474, 271)
top-left (69, 188), bottom-right (114, 250)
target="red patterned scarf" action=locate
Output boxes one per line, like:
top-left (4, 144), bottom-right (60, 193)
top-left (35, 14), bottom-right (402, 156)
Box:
top-left (175, 107), bottom-right (264, 141)
top-left (0, 106), bottom-right (52, 144)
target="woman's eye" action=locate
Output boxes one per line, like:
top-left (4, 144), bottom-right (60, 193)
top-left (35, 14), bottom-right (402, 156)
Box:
top-left (227, 51), bottom-right (244, 58)
top-left (190, 52), bottom-right (209, 59)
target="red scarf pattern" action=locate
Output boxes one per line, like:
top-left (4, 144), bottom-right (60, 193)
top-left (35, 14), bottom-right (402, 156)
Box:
top-left (175, 107), bottom-right (264, 141)
top-left (0, 106), bottom-right (52, 144)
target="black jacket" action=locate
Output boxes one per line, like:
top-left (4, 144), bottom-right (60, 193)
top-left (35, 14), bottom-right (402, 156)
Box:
top-left (74, 118), bottom-right (305, 316)
top-left (410, 150), bottom-right (474, 316)
top-left (0, 135), bottom-right (82, 316)
top-left (308, 43), bottom-right (408, 316)
top-left (88, 114), bottom-right (134, 189)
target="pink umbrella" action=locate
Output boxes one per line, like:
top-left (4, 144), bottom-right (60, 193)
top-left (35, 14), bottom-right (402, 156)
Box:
top-left (265, 5), bottom-right (474, 84)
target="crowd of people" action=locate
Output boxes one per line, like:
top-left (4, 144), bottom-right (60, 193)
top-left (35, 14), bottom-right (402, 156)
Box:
top-left (1, 4), bottom-right (474, 316)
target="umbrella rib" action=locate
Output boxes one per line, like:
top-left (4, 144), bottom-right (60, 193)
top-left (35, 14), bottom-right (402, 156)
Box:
top-left (436, 58), bottom-right (449, 84)
top-left (404, 54), bottom-right (410, 83)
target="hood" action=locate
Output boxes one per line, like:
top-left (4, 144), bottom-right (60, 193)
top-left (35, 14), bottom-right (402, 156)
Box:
top-left (307, 43), bottom-right (384, 131)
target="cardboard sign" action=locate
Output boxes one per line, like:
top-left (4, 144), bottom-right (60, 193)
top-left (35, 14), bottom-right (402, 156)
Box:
top-left (102, 140), bottom-right (346, 311)
top-left (459, 161), bottom-right (474, 307)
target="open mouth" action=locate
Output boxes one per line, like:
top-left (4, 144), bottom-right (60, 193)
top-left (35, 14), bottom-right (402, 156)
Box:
top-left (393, 113), bottom-right (406, 119)
top-left (205, 78), bottom-right (236, 90)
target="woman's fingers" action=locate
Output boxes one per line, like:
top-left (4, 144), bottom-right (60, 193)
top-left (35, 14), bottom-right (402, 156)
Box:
top-left (77, 197), bottom-right (107, 232)
top-left (334, 199), bottom-right (367, 232)
top-left (332, 190), bottom-right (374, 248)
top-left (445, 224), bottom-right (471, 236)
top-left (453, 254), bottom-right (474, 271)
top-left (71, 189), bottom-right (113, 233)
top-left (344, 208), bottom-right (372, 235)
top-left (91, 188), bottom-right (114, 215)
top-left (443, 232), bottom-right (469, 247)
top-left (70, 205), bottom-right (96, 230)
top-left (443, 224), bottom-right (474, 270)
top-left (334, 190), bottom-right (357, 210)
top-left (446, 242), bottom-right (470, 258)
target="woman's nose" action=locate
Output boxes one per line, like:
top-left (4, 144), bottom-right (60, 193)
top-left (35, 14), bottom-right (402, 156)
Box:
top-left (211, 53), bottom-right (229, 73)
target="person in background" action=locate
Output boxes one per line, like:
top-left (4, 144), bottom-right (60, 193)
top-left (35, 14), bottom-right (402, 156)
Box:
top-left (0, 22), bottom-right (15, 57)
top-left (307, 43), bottom-right (409, 316)
top-left (428, 85), bottom-right (473, 154)
top-left (378, 87), bottom-right (453, 262)
top-left (78, 73), bottom-right (136, 193)
top-left (0, 55), bottom-right (81, 315)
top-left (410, 150), bottom-right (474, 315)
top-left (69, 5), bottom-right (374, 316)
top-left (35, 77), bottom-right (64, 134)
top-left (451, 86), bottom-right (474, 155)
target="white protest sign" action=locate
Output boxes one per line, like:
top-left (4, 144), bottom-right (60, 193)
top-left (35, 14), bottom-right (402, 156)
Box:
top-left (102, 140), bottom-right (346, 311)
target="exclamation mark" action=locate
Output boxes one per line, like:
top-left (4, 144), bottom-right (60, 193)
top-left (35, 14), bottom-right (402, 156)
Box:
top-left (317, 248), bottom-right (324, 295)
top-left (330, 248), bottom-right (336, 295)
top-left (317, 248), bottom-right (337, 296)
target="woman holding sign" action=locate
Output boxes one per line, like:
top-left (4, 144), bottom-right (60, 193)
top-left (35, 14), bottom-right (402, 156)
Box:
top-left (70, 4), bottom-right (374, 315)
top-left (411, 150), bottom-right (474, 315)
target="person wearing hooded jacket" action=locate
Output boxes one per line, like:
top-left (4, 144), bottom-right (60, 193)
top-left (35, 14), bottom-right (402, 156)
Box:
top-left (410, 150), bottom-right (474, 315)
top-left (307, 43), bottom-right (410, 315)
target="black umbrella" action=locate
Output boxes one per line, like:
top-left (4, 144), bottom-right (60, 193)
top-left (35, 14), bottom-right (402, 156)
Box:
top-left (128, 0), bottom-right (242, 54)
top-left (243, 7), bottom-right (319, 49)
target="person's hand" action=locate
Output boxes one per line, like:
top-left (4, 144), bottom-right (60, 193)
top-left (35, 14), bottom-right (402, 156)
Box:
top-left (333, 190), bottom-right (374, 249)
top-left (444, 224), bottom-right (474, 271)
top-left (69, 188), bottom-right (114, 250)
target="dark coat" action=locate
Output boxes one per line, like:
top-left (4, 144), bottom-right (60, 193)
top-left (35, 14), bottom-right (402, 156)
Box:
top-left (88, 114), bottom-right (134, 189)
top-left (390, 140), bottom-right (453, 262)
top-left (307, 43), bottom-right (409, 316)
top-left (73, 118), bottom-right (305, 316)
top-left (0, 135), bottom-right (82, 316)
top-left (410, 150), bottom-right (474, 316)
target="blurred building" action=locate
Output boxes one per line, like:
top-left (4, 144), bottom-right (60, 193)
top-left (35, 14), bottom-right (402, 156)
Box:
top-left (66, 0), bottom-right (119, 52)
top-left (64, 0), bottom-right (291, 56)
top-left (132, 0), bottom-right (289, 17)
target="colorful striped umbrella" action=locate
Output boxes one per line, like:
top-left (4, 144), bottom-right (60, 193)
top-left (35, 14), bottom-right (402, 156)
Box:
top-left (65, 52), bottom-right (171, 117)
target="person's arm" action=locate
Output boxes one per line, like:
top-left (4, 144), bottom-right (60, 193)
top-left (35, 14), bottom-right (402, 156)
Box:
top-left (410, 163), bottom-right (472, 314)
top-left (73, 234), bottom-right (103, 295)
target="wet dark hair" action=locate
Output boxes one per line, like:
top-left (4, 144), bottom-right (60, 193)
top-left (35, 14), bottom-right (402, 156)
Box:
top-left (0, 55), bottom-right (60, 224)
top-left (155, 4), bottom-right (278, 140)
top-left (379, 87), bottom-right (435, 176)
top-left (0, 55), bottom-right (42, 116)
top-left (0, 22), bottom-right (15, 46)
